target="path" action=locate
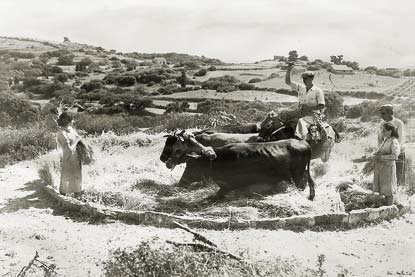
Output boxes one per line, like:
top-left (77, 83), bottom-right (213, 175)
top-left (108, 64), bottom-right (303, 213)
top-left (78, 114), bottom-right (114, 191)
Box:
top-left (0, 160), bottom-right (415, 276)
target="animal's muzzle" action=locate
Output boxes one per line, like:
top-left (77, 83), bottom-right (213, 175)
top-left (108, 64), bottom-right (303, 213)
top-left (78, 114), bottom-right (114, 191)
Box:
top-left (165, 158), bottom-right (176, 170)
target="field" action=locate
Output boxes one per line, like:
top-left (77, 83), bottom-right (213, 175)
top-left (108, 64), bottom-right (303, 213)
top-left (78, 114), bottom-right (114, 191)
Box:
top-left (155, 89), bottom-right (297, 103)
top-left (193, 68), bottom-right (405, 93)
top-left (1, 123), bottom-right (415, 276)
top-left (155, 89), bottom-right (374, 107)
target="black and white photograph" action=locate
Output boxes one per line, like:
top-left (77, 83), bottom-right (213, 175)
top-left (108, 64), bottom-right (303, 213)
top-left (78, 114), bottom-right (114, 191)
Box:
top-left (1, 0), bottom-right (415, 276)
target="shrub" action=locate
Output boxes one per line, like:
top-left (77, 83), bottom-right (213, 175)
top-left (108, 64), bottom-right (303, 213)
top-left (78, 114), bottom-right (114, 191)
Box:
top-left (45, 49), bottom-right (71, 58)
top-left (112, 60), bottom-right (122, 68)
top-left (238, 82), bottom-right (256, 90)
top-left (194, 68), bottom-right (207, 77)
top-left (181, 61), bottom-right (200, 70)
top-left (78, 57), bottom-right (93, 69)
top-left (158, 84), bottom-right (180, 95)
top-left (345, 105), bottom-right (362, 119)
top-left (81, 80), bottom-right (104, 92)
top-left (57, 54), bottom-right (75, 66)
top-left (0, 124), bottom-right (55, 167)
top-left (324, 92), bottom-right (344, 118)
top-left (23, 78), bottom-right (43, 88)
top-left (359, 101), bottom-right (383, 122)
top-left (202, 75), bottom-right (240, 92)
top-left (207, 65), bottom-right (217, 71)
top-left (115, 75), bottom-right (136, 87)
top-left (165, 101), bottom-right (189, 113)
top-left (23, 68), bottom-right (42, 78)
top-left (248, 78), bottom-right (262, 83)
top-left (27, 82), bottom-right (71, 98)
top-left (54, 73), bottom-right (69, 83)
top-left (103, 239), bottom-right (302, 277)
top-left (103, 74), bottom-right (118, 85)
top-left (48, 65), bottom-right (63, 74)
top-left (135, 69), bottom-right (172, 84)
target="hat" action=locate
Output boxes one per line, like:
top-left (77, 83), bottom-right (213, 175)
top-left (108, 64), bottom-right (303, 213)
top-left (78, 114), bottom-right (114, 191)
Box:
top-left (378, 104), bottom-right (393, 112)
top-left (301, 71), bottom-right (315, 78)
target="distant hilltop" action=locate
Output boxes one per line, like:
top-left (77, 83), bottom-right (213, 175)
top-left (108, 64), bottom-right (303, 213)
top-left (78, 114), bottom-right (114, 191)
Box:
top-left (0, 36), bottom-right (224, 66)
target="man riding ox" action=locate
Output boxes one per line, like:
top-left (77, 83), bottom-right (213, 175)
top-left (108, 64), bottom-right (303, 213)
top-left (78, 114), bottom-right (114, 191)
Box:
top-left (160, 130), bottom-right (316, 200)
top-left (259, 64), bottom-right (337, 161)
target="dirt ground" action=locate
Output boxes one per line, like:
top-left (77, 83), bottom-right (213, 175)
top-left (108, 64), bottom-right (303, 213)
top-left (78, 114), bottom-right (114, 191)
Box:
top-left (1, 160), bottom-right (415, 277)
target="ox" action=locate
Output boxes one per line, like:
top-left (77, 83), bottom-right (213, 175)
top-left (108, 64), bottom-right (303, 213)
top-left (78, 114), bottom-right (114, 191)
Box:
top-left (160, 131), bottom-right (315, 200)
top-left (193, 131), bottom-right (260, 147)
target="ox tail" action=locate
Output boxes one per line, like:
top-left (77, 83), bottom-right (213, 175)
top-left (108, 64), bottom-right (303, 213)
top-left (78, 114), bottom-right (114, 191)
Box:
top-left (306, 149), bottom-right (316, 201)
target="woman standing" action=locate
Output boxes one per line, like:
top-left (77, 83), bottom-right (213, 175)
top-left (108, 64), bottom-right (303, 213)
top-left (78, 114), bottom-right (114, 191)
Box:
top-left (372, 122), bottom-right (401, 205)
top-left (56, 111), bottom-right (82, 195)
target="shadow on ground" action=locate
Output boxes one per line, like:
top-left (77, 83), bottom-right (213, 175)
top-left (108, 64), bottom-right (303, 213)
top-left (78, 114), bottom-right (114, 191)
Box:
top-left (0, 180), bottom-right (52, 213)
top-left (0, 180), bottom-right (111, 225)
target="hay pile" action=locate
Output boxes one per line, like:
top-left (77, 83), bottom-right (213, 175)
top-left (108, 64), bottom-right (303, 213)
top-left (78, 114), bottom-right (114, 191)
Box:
top-left (337, 182), bottom-right (385, 212)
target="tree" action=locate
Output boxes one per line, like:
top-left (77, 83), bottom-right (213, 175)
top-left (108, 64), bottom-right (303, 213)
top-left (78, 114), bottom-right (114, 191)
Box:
top-left (288, 50), bottom-right (298, 63)
top-left (179, 70), bottom-right (187, 88)
top-left (341, 60), bottom-right (359, 70)
top-left (312, 59), bottom-right (324, 64)
top-left (298, 55), bottom-right (309, 61)
top-left (116, 75), bottom-right (136, 87)
top-left (57, 54), bottom-right (75, 66)
top-left (364, 66), bottom-right (378, 72)
top-left (38, 53), bottom-right (50, 79)
top-left (81, 80), bottom-right (104, 92)
top-left (55, 73), bottom-right (69, 83)
top-left (330, 55), bottom-right (343, 65)
top-left (194, 68), bottom-right (207, 77)
top-left (76, 57), bottom-right (93, 71)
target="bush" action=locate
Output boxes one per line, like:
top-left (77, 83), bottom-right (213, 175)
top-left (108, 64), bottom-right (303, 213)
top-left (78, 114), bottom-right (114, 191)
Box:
top-left (248, 78), bottom-right (262, 83)
top-left (81, 80), bottom-right (104, 92)
top-left (54, 73), bottom-right (69, 83)
top-left (103, 74), bottom-right (118, 85)
top-left (158, 84), bottom-right (180, 95)
top-left (196, 99), bottom-right (272, 123)
top-left (165, 101), bottom-right (189, 113)
top-left (324, 92), bottom-right (344, 118)
top-left (45, 49), bottom-right (71, 58)
top-left (0, 124), bottom-right (55, 167)
top-left (115, 75), bottom-right (136, 87)
top-left (202, 75), bottom-right (240, 92)
top-left (57, 54), bottom-right (75, 66)
top-left (23, 78), bottom-right (43, 88)
top-left (194, 68), bottom-right (207, 77)
top-left (207, 65), bottom-right (217, 71)
top-left (238, 82), bottom-right (256, 90)
top-left (27, 82), bottom-right (71, 98)
top-left (103, 239), bottom-right (302, 277)
top-left (135, 69), bottom-right (172, 84)
top-left (48, 65), bottom-right (63, 74)
top-left (345, 105), bottom-right (362, 119)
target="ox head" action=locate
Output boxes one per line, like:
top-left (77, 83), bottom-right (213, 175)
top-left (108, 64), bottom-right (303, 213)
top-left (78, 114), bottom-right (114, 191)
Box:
top-left (306, 124), bottom-right (335, 162)
top-left (160, 130), bottom-right (217, 170)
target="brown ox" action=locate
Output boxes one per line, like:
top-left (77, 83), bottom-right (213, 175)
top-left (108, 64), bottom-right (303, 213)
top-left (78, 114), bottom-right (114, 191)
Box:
top-left (160, 131), bottom-right (315, 200)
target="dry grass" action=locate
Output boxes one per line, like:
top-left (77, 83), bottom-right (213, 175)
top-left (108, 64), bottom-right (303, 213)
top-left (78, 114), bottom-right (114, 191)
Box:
top-left (36, 118), bottom-right (414, 219)
top-left (103, 237), bottom-right (331, 277)
top-left (0, 124), bottom-right (56, 168)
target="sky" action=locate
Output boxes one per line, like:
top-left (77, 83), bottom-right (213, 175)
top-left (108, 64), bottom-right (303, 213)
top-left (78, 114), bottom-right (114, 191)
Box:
top-left (1, 0), bottom-right (414, 67)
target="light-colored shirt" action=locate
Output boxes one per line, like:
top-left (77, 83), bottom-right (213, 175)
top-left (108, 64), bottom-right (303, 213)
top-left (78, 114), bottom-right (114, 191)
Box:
top-left (289, 81), bottom-right (325, 111)
top-left (378, 117), bottom-right (405, 150)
